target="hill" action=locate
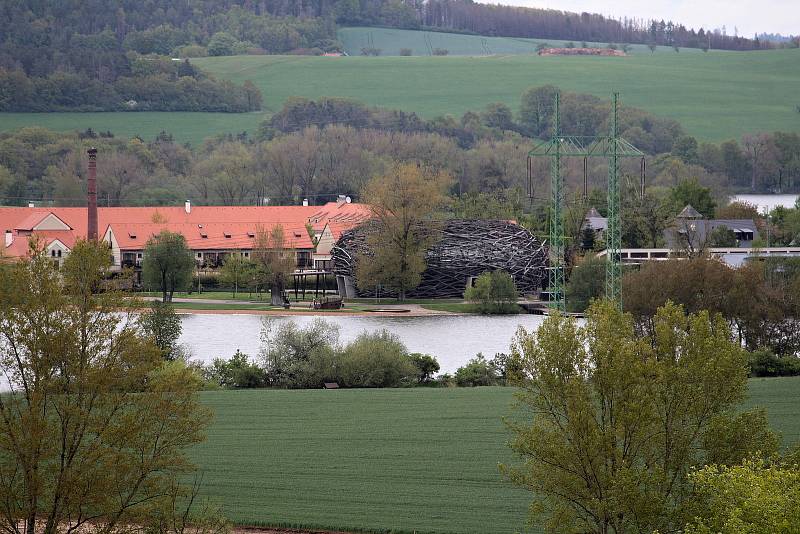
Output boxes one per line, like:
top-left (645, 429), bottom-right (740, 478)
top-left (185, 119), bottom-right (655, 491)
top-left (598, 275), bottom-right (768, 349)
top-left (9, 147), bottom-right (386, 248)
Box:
top-left (193, 48), bottom-right (800, 142)
top-left (191, 378), bottom-right (800, 533)
top-left (2, 45), bottom-right (798, 145)
top-left (337, 27), bottom-right (708, 56)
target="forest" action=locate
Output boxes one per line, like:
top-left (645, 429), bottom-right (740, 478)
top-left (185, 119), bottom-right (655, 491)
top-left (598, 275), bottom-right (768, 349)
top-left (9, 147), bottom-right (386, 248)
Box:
top-left (1, 90), bottom-right (798, 222)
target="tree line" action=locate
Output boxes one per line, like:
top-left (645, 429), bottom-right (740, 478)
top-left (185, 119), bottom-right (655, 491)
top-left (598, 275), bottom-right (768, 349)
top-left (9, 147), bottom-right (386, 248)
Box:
top-left (1, 90), bottom-right (799, 214)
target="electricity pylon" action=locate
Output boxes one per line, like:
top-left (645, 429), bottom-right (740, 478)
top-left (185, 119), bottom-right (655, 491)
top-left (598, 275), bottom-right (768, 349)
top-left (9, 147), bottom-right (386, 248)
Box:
top-left (528, 92), bottom-right (645, 310)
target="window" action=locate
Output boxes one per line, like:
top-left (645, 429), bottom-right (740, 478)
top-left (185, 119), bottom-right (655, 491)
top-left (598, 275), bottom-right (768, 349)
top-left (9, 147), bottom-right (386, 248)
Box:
top-left (196, 252), bottom-right (202, 258)
top-left (51, 250), bottom-right (56, 257)
top-left (57, 249), bottom-right (62, 258)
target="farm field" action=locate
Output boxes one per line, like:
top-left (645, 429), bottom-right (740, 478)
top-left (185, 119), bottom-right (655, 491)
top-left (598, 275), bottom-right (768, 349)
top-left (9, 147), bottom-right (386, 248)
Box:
top-left (337, 26), bottom-right (708, 56)
top-left (0, 111), bottom-right (263, 147)
top-left (0, 42), bottom-right (798, 145)
top-left (192, 377), bottom-right (800, 534)
top-left (191, 48), bottom-right (800, 142)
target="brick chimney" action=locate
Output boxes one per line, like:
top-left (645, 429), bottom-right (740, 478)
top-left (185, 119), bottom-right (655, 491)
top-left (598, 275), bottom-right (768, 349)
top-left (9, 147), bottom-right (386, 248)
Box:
top-left (87, 147), bottom-right (98, 241)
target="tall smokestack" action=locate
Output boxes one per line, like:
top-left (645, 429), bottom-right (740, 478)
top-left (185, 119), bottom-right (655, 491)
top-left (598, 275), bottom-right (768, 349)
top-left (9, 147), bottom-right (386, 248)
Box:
top-left (87, 147), bottom-right (98, 241)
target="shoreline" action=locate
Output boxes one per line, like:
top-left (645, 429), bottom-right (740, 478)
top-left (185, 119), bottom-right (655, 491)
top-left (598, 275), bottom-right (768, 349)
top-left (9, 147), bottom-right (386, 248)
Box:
top-left (173, 306), bottom-right (461, 317)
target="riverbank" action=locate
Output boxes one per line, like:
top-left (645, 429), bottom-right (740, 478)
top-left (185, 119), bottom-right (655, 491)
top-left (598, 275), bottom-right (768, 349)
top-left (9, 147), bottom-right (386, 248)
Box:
top-left (170, 302), bottom-right (457, 317)
top-left (137, 292), bottom-right (476, 316)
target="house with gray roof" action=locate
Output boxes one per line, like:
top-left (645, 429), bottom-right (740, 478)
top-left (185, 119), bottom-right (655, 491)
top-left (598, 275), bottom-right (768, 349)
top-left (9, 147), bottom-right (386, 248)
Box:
top-left (665, 204), bottom-right (759, 250)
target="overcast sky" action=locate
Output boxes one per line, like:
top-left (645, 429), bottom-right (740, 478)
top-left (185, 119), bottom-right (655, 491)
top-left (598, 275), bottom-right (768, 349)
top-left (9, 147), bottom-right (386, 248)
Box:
top-left (477, 1), bottom-right (798, 36)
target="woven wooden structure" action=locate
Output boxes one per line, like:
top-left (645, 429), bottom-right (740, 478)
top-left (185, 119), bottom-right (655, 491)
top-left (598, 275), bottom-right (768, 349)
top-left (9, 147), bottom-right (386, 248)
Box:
top-left (331, 219), bottom-right (548, 298)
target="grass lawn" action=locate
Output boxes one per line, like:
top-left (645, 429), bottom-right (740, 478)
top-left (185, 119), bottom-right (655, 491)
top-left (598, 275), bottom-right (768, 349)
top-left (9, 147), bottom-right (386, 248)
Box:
top-left (193, 377), bottom-right (800, 534)
top-left (2, 37), bottom-right (799, 145)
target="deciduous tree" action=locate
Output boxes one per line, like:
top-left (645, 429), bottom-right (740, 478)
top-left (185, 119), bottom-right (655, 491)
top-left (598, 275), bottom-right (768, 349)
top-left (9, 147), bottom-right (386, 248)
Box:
top-left (0, 240), bottom-right (210, 534)
top-left (356, 163), bottom-right (452, 300)
top-left (503, 300), bottom-right (775, 533)
top-left (253, 225), bottom-right (296, 306)
top-left (143, 230), bottom-right (193, 302)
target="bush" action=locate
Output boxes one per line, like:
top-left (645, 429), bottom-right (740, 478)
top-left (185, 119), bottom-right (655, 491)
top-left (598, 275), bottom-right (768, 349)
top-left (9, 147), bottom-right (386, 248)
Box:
top-left (361, 47), bottom-right (382, 56)
top-left (565, 254), bottom-right (605, 312)
top-left (138, 301), bottom-right (182, 360)
top-left (338, 330), bottom-right (416, 388)
top-left (207, 350), bottom-right (268, 388)
top-left (432, 48), bottom-right (449, 56)
top-left (409, 353), bottom-right (440, 383)
top-left (399, 48), bottom-right (412, 56)
top-left (749, 349), bottom-right (800, 377)
top-left (464, 271), bottom-right (519, 314)
top-left (454, 354), bottom-right (501, 387)
top-left (260, 318), bottom-right (341, 388)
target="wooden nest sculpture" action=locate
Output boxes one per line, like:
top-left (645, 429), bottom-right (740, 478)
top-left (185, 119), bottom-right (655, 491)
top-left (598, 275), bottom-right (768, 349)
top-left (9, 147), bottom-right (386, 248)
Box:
top-left (331, 219), bottom-right (548, 298)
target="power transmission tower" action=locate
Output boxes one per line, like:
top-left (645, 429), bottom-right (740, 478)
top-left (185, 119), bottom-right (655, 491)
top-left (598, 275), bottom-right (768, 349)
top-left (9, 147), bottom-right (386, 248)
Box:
top-left (528, 92), bottom-right (644, 311)
top-left (606, 92), bottom-right (622, 303)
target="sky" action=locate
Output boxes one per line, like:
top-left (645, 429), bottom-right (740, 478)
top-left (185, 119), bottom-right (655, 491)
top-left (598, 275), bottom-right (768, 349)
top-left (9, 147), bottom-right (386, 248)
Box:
top-left (477, 1), bottom-right (799, 36)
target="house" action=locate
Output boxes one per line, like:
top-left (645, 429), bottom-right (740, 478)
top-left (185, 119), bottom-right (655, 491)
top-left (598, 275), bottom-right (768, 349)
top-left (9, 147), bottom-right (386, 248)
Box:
top-left (0, 199), bottom-right (371, 278)
top-left (583, 204), bottom-right (759, 251)
top-left (665, 204), bottom-right (759, 250)
top-left (581, 207), bottom-right (608, 242)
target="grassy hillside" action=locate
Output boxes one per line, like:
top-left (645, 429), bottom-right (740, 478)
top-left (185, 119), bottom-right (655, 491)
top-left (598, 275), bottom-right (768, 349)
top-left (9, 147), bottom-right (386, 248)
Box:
top-left (0, 112), bottom-right (263, 147)
top-left (1, 41), bottom-right (798, 145)
top-left (192, 377), bottom-right (800, 534)
top-left (338, 26), bottom-right (706, 56)
top-left (192, 49), bottom-right (800, 142)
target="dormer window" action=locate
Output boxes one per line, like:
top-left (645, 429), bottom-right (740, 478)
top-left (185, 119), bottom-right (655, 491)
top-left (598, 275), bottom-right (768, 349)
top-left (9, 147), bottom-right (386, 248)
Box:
top-left (247, 231), bottom-right (255, 238)
top-left (128, 232), bottom-right (137, 239)
top-left (224, 232), bottom-right (232, 238)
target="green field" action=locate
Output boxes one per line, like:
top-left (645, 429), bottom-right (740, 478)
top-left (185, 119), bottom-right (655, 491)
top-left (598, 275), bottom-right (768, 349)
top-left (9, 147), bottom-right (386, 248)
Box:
top-left (0, 111), bottom-right (263, 147)
top-left (338, 26), bottom-right (707, 56)
top-left (2, 30), bottom-right (799, 145)
top-left (193, 377), bottom-right (800, 534)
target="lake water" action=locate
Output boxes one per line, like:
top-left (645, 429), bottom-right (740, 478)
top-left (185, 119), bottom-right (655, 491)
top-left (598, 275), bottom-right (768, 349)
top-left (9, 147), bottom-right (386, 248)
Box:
top-left (178, 313), bottom-right (547, 373)
top-left (730, 194), bottom-right (799, 213)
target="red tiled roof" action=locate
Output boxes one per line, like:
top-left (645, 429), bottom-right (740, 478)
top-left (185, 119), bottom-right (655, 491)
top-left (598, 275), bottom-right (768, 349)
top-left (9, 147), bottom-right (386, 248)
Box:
top-left (0, 202), bottom-right (371, 257)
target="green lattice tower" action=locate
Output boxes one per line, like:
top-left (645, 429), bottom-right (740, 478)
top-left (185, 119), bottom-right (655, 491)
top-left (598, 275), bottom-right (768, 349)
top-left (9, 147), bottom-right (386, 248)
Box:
top-left (605, 92), bottom-right (622, 305)
top-left (548, 93), bottom-right (565, 311)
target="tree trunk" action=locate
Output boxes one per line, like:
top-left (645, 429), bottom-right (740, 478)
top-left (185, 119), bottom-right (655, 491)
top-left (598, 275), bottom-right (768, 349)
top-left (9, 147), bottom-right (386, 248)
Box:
top-left (271, 282), bottom-right (285, 306)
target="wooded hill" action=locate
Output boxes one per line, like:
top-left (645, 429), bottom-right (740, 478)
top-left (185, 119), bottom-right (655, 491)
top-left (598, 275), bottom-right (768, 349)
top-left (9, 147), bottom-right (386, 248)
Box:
top-left (1, 0), bottom-right (787, 112)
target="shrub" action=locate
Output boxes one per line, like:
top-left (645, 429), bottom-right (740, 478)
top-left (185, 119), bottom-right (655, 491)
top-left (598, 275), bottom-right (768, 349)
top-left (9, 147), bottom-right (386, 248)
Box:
top-left (565, 254), bottom-right (605, 312)
top-left (207, 350), bottom-right (268, 388)
top-left (338, 330), bottom-right (416, 388)
top-left (432, 48), bottom-right (449, 56)
top-left (138, 301), bottom-right (182, 360)
top-left (464, 270), bottom-right (519, 314)
top-left (399, 48), bottom-right (412, 56)
top-left (409, 353), bottom-right (440, 383)
top-left (454, 354), bottom-right (501, 387)
top-left (749, 349), bottom-right (800, 377)
top-left (259, 318), bottom-right (340, 388)
top-left (361, 47), bottom-right (382, 56)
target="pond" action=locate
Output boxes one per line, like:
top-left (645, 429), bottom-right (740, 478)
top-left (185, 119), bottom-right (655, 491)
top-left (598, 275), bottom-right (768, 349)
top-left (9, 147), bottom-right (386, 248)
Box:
top-left (178, 313), bottom-right (548, 373)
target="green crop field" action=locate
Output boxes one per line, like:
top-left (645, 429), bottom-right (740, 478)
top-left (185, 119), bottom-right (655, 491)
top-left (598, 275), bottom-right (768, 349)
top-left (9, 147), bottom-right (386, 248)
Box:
top-left (1, 29), bottom-right (799, 145)
top-left (337, 26), bottom-right (707, 56)
top-left (0, 111), bottom-right (263, 147)
top-left (192, 377), bottom-right (800, 534)
top-left (1, 35), bottom-right (799, 146)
